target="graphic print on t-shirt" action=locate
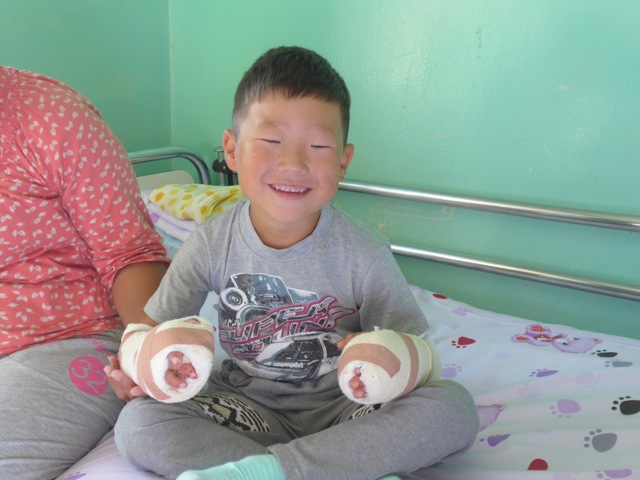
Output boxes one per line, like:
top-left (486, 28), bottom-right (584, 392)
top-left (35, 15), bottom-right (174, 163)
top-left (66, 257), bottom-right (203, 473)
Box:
top-left (217, 273), bottom-right (355, 382)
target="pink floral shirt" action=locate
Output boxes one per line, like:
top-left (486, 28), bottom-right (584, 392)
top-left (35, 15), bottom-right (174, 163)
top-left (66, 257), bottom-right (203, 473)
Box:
top-left (0, 66), bottom-right (167, 356)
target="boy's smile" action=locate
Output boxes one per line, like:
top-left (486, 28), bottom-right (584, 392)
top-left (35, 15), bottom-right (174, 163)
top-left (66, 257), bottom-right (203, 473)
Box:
top-left (270, 183), bottom-right (310, 197)
top-left (223, 93), bottom-right (354, 249)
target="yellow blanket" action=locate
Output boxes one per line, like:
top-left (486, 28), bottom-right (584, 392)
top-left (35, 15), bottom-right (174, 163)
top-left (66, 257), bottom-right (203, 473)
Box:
top-left (149, 184), bottom-right (244, 224)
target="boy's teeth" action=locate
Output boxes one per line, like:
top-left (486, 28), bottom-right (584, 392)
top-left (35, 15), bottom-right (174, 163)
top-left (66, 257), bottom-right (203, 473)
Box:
top-left (273, 184), bottom-right (307, 193)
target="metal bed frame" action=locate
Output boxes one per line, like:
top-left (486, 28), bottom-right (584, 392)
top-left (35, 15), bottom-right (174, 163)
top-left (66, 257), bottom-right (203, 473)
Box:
top-left (130, 147), bottom-right (211, 185)
top-left (130, 147), bottom-right (640, 302)
top-left (339, 181), bottom-right (640, 302)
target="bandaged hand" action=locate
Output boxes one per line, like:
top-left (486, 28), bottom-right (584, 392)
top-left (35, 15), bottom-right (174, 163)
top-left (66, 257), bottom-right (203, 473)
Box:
top-left (338, 328), bottom-right (441, 405)
top-left (118, 317), bottom-right (215, 403)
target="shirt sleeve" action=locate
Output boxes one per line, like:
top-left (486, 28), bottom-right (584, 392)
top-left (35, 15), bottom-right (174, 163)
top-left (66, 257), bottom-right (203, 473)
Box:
top-left (144, 227), bottom-right (213, 322)
top-left (17, 71), bottom-right (168, 289)
top-left (356, 240), bottom-right (430, 337)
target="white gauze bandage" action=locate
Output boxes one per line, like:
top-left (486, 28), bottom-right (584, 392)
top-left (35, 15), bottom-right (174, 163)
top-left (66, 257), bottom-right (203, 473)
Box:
top-left (338, 328), bottom-right (441, 405)
top-left (119, 316), bottom-right (215, 403)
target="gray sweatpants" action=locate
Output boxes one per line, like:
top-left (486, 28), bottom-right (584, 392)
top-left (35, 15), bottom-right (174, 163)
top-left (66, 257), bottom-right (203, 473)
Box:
top-left (115, 360), bottom-right (478, 480)
top-left (0, 330), bottom-right (124, 480)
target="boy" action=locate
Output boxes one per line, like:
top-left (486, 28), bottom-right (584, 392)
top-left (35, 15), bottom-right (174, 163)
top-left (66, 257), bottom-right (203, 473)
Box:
top-left (114, 46), bottom-right (478, 480)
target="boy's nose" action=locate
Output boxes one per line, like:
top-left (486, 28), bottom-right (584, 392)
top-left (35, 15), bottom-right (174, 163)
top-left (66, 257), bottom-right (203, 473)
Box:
top-left (278, 146), bottom-right (309, 174)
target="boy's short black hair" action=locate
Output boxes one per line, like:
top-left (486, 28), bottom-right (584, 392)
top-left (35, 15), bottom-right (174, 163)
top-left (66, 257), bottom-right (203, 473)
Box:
top-left (232, 46), bottom-right (351, 143)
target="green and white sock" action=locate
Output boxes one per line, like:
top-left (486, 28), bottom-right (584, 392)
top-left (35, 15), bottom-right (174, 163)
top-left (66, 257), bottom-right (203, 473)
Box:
top-left (176, 454), bottom-right (285, 480)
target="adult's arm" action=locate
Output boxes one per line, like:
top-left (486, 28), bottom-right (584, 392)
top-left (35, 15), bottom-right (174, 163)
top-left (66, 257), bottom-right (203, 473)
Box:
top-left (106, 261), bottom-right (165, 400)
top-left (111, 261), bottom-right (166, 327)
top-left (109, 261), bottom-right (205, 400)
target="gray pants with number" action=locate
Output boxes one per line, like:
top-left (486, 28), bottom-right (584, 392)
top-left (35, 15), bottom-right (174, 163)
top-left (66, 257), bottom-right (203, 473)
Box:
top-left (115, 360), bottom-right (478, 480)
top-left (0, 330), bottom-right (124, 480)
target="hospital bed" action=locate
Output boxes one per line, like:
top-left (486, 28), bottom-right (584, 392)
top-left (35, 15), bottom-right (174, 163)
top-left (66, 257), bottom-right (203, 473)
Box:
top-left (57, 147), bottom-right (640, 480)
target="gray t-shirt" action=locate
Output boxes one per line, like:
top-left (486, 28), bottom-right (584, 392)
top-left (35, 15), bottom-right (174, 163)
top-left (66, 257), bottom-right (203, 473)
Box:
top-left (145, 201), bottom-right (429, 384)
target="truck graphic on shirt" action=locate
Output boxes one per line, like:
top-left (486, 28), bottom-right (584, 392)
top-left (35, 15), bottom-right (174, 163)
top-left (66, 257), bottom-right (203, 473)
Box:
top-left (217, 273), bottom-right (350, 381)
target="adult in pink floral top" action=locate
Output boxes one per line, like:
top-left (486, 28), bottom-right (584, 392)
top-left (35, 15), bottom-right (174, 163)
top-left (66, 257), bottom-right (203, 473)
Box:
top-left (0, 65), bottom-right (168, 480)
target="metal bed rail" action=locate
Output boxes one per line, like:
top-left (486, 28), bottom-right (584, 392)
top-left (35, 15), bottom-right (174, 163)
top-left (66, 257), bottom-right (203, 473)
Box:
top-left (339, 180), bottom-right (640, 232)
top-left (128, 148), bottom-right (640, 302)
top-left (129, 146), bottom-right (211, 185)
top-left (339, 180), bottom-right (640, 302)
top-left (392, 245), bottom-right (640, 302)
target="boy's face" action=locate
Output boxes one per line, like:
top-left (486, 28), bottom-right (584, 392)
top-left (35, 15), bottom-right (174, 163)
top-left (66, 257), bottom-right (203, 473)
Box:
top-left (223, 93), bottom-right (354, 248)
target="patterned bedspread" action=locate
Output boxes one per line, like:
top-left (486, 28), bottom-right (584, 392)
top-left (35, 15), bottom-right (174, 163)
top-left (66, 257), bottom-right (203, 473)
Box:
top-left (58, 287), bottom-right (640, 480)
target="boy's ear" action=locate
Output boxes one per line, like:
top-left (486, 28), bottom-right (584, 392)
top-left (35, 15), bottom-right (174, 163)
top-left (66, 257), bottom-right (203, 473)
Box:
top-left (339, 143), bottom-right (355, 180)
top-left (222, 129), bottom-right (238, 172)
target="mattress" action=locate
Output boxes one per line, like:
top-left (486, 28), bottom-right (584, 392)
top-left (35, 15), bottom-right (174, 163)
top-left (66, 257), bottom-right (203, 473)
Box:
top-left (57, 284), bottom-right (640, 479)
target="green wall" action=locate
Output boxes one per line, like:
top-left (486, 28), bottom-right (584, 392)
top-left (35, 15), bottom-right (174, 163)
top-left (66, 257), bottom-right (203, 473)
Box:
top-left (0, 0), bottom-right (171, 151)
top-left (1, 1), bottom-right (638, 338)
top-left (169, 0), bottom-right (640, 338)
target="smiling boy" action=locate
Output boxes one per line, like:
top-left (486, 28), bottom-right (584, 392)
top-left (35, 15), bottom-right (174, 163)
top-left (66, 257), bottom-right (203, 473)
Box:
top-left (114, 46), bottom-right (478, 480)
top-left (224, 93), bottom-right (353, 249)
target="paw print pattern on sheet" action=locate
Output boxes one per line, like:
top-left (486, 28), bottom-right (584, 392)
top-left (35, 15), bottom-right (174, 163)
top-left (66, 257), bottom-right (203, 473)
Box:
top-left (604, 359), bottom-right (634, 368)
top-left (592, 349), bottom-right (618, 358)
top-left (517, 383), bottom-right (543, 400)
top-left (584, 429), bottom-right (617, 452)
top-left (596, 469), bottom-right (634, 479)
top-left (476, 406), bottom-right (510, 447)
top-left (591, 349), bottom-right (634, 368)
top-left (530, 368), bottom-right (558, 378)
top-left (440, 363), bottom-right (463, 379)
top-left (550, 398), bottom-right (581, 418)
top-left (611, 396), bottom-right (640, 416)
top-left (451, 336), bottom-right (476, 348)
top-left (527, 458), bottom-right (549, 470)
top-left (478, 433), bottom-right (511, 447)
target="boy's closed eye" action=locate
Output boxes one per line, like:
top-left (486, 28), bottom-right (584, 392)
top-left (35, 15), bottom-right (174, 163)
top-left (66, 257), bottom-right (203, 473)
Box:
top-left (310, 139), bottom-right (338, 150)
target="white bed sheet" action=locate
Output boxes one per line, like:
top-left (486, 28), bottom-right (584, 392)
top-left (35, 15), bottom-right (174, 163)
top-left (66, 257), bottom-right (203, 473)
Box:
top-left (57, 284), bottom-right (640, 480)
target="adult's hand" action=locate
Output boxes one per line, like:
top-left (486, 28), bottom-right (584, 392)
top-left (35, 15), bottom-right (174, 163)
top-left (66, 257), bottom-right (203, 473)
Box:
top-left (104, 355), bottom-right (147, 402)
